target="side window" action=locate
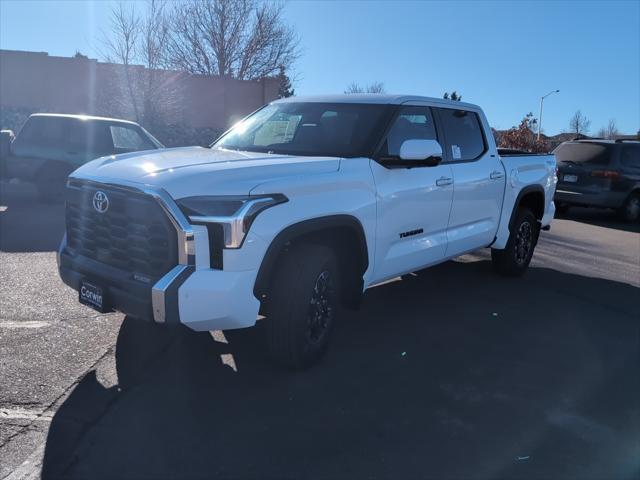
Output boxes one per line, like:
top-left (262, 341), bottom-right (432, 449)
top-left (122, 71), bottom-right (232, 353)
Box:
top-left (16, 117), bottom-right (69, 150)
top-left (378, 106), bottom-right (437, 157)
top-left (68, 122), bottom-right (114, 155)
top-left (67, 122), bottom-right (92, 153)
top-left (438, 108), bottom-right (486, 161)
top-left (620, 146), bottom-right (640, 168)
top-left (110, 125), bottom-right (154, 152)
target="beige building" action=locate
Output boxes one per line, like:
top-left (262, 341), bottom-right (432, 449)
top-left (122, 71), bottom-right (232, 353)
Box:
top-left (0, 49), bottom-right (280, 144)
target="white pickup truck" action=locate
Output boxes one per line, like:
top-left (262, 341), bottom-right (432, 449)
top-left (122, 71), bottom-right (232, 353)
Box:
top-left (58, 95), bottom-right (557, 368)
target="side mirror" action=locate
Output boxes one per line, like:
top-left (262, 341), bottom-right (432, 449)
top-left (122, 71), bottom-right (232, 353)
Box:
top-left (399, 139), bottom-right (443, 166)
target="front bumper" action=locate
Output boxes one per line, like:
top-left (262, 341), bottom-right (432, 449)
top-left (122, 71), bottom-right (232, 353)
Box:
top-left (59, 238), bottom-right (261, 331)
top-left (59, 246), bottom-right (155, 321)
top-left (59, 175), bottom-right (261, 331)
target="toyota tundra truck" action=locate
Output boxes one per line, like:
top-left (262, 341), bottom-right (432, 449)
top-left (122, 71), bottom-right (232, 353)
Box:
top-left (58, 95), bottom-right (557, 368)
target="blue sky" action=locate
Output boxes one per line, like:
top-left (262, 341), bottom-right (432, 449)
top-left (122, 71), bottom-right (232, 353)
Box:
top-left (1, 0), bottom-right (638, 135)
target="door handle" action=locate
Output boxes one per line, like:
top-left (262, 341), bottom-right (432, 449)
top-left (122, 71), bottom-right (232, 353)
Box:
top-left (436, 176), bottom-right (453, 187)
top-left (490, 170), bottom-right (505, 180)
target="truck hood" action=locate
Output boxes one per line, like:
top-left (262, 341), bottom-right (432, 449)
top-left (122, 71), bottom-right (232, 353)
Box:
top-left (71, 146), bottom-right (341, 198)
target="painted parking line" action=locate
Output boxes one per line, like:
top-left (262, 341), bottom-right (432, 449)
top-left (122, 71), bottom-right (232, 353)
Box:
top-left (0, 407), bottom-right (53, 422)
top-left (0, 206), bottom-right (7, 212)
top-left (0, 321), bottom-right (50, 329)
top-left (210, 331), bottom-right (238, 372)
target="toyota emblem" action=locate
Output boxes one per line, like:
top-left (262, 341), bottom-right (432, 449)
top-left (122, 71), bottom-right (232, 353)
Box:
top-left (93, 191), bottom-right (109, 213)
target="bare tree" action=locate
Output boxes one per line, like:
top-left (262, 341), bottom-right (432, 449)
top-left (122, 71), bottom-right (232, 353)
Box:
top-left (139, 0), bottom-right (170, 70)
top-left (569, 110), bottom-right (591, 137)
top-left (366, 81), bottom-right (385, 94)
top-left (596, 119), bottom-right (619, 139)
top-left (100, 2), bottom-right (142, 120)
top-left (344, 82), bottom-right (364, 94)
top-left (443, 91), bottom-right (462, 101)
top-left (166, 0), bottom-right (299, 80)
top-left (344, 81), bottom-right (386, 94)
top-left (137, 0), bottom-right (183, 128)
top-left (100, 1), bottom-right (183, 129)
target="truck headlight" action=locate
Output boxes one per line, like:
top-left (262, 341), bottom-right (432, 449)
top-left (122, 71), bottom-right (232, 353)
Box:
top-left (177, 194), bottom-right (287, 248)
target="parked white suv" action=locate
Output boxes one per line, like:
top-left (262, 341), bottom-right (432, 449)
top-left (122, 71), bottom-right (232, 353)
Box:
top-left (58, 95), bottom-right (557, 368)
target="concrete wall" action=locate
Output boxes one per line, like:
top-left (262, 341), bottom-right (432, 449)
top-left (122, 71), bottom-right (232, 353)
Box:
top-left (0, 49), bottom-right (279, 131)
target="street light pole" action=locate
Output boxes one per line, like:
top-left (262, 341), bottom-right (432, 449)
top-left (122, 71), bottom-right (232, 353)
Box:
top-left (538, 89), bottom-right (560, 141)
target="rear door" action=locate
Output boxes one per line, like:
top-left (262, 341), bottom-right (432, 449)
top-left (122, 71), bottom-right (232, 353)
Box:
top-left (435, 107), bottom-right (505, 256)
top-left (369, 104), bottom-right (454, 282)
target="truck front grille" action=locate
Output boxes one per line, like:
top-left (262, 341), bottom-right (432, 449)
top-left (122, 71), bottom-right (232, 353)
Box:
top-left (65, 181), bottom-right (178, 282)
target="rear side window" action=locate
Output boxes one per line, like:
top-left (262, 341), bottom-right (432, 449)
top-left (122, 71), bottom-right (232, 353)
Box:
top-left (110, 125), bottom-right (154, 151)
top-left (620, 146), bottom-right (640, 168)
top-left (378, 106), bottom-right (438, 157)
top-left (438, 108), bottom-right (486, 161)
top-left (554, 143), bottom-right (611, 165)
top-left (16, 117), bottom-right (69, 149)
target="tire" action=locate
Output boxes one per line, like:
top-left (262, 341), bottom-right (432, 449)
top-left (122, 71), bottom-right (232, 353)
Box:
top-left (617, 193), bottom-right (640, 222)
top-left (266, 244), bottom-right (339, 369)
top-left (491, 207), bottom-right (538, 277)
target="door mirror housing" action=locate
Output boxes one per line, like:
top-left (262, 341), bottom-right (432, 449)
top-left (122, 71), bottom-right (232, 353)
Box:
top-left (399, 139), bottom-right (443, 166)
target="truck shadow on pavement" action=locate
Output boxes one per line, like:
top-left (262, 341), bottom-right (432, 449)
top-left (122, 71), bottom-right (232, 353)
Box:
top-left (41, 260), bottom-right (639, 480)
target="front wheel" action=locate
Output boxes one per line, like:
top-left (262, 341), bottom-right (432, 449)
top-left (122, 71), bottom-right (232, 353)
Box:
top-left (491, 207), bottom-right (538, 277)
top-left (266, 244), bottom-right (339, 369)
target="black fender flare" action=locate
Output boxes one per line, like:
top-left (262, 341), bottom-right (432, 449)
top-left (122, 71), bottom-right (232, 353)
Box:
top-left (508, 184), bottom-right (545, 231)
top-left (253, 214), bottom-right (369, 301)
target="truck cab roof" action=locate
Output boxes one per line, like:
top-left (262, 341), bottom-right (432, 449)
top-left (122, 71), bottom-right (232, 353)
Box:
top-left (28, 113), bottom-right (140, 126)
top-left (272, 94), bottom-right (481, 111)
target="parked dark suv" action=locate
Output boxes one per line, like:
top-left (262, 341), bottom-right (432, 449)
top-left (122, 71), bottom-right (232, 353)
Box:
top-left (554, 139), bottom-right (640, 221)
top-left (0, 113), bottom-right (163, 201)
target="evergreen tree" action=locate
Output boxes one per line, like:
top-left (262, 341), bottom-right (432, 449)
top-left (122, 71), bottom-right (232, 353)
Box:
top-left (277, 65), bottom-right (294, 98)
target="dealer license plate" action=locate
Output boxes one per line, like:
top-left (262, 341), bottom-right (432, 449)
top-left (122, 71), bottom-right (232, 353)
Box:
top-left (79, 280), bottom-right (109, 313)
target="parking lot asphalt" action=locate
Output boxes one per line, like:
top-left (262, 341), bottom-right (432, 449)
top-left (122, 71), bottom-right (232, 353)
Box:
top-left (0, 184), bottom-right (638, 480)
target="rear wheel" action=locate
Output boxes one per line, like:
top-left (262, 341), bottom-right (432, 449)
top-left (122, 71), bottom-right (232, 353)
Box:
top-left (267, 244), bottom-right (339, 369)
top-left (491, 208), bottom-right (538, 277)
top-left (618, 193), bottom-right (640, 222)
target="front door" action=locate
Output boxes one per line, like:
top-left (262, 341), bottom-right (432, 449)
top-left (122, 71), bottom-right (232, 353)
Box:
top-left (369, 105), bottom-right (454, 283)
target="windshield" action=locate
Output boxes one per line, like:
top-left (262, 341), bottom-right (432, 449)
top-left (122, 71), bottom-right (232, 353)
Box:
top-left (554, 142), bottom-right (611, 165)
top-left (212, 102), bottom-right (392, 158)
